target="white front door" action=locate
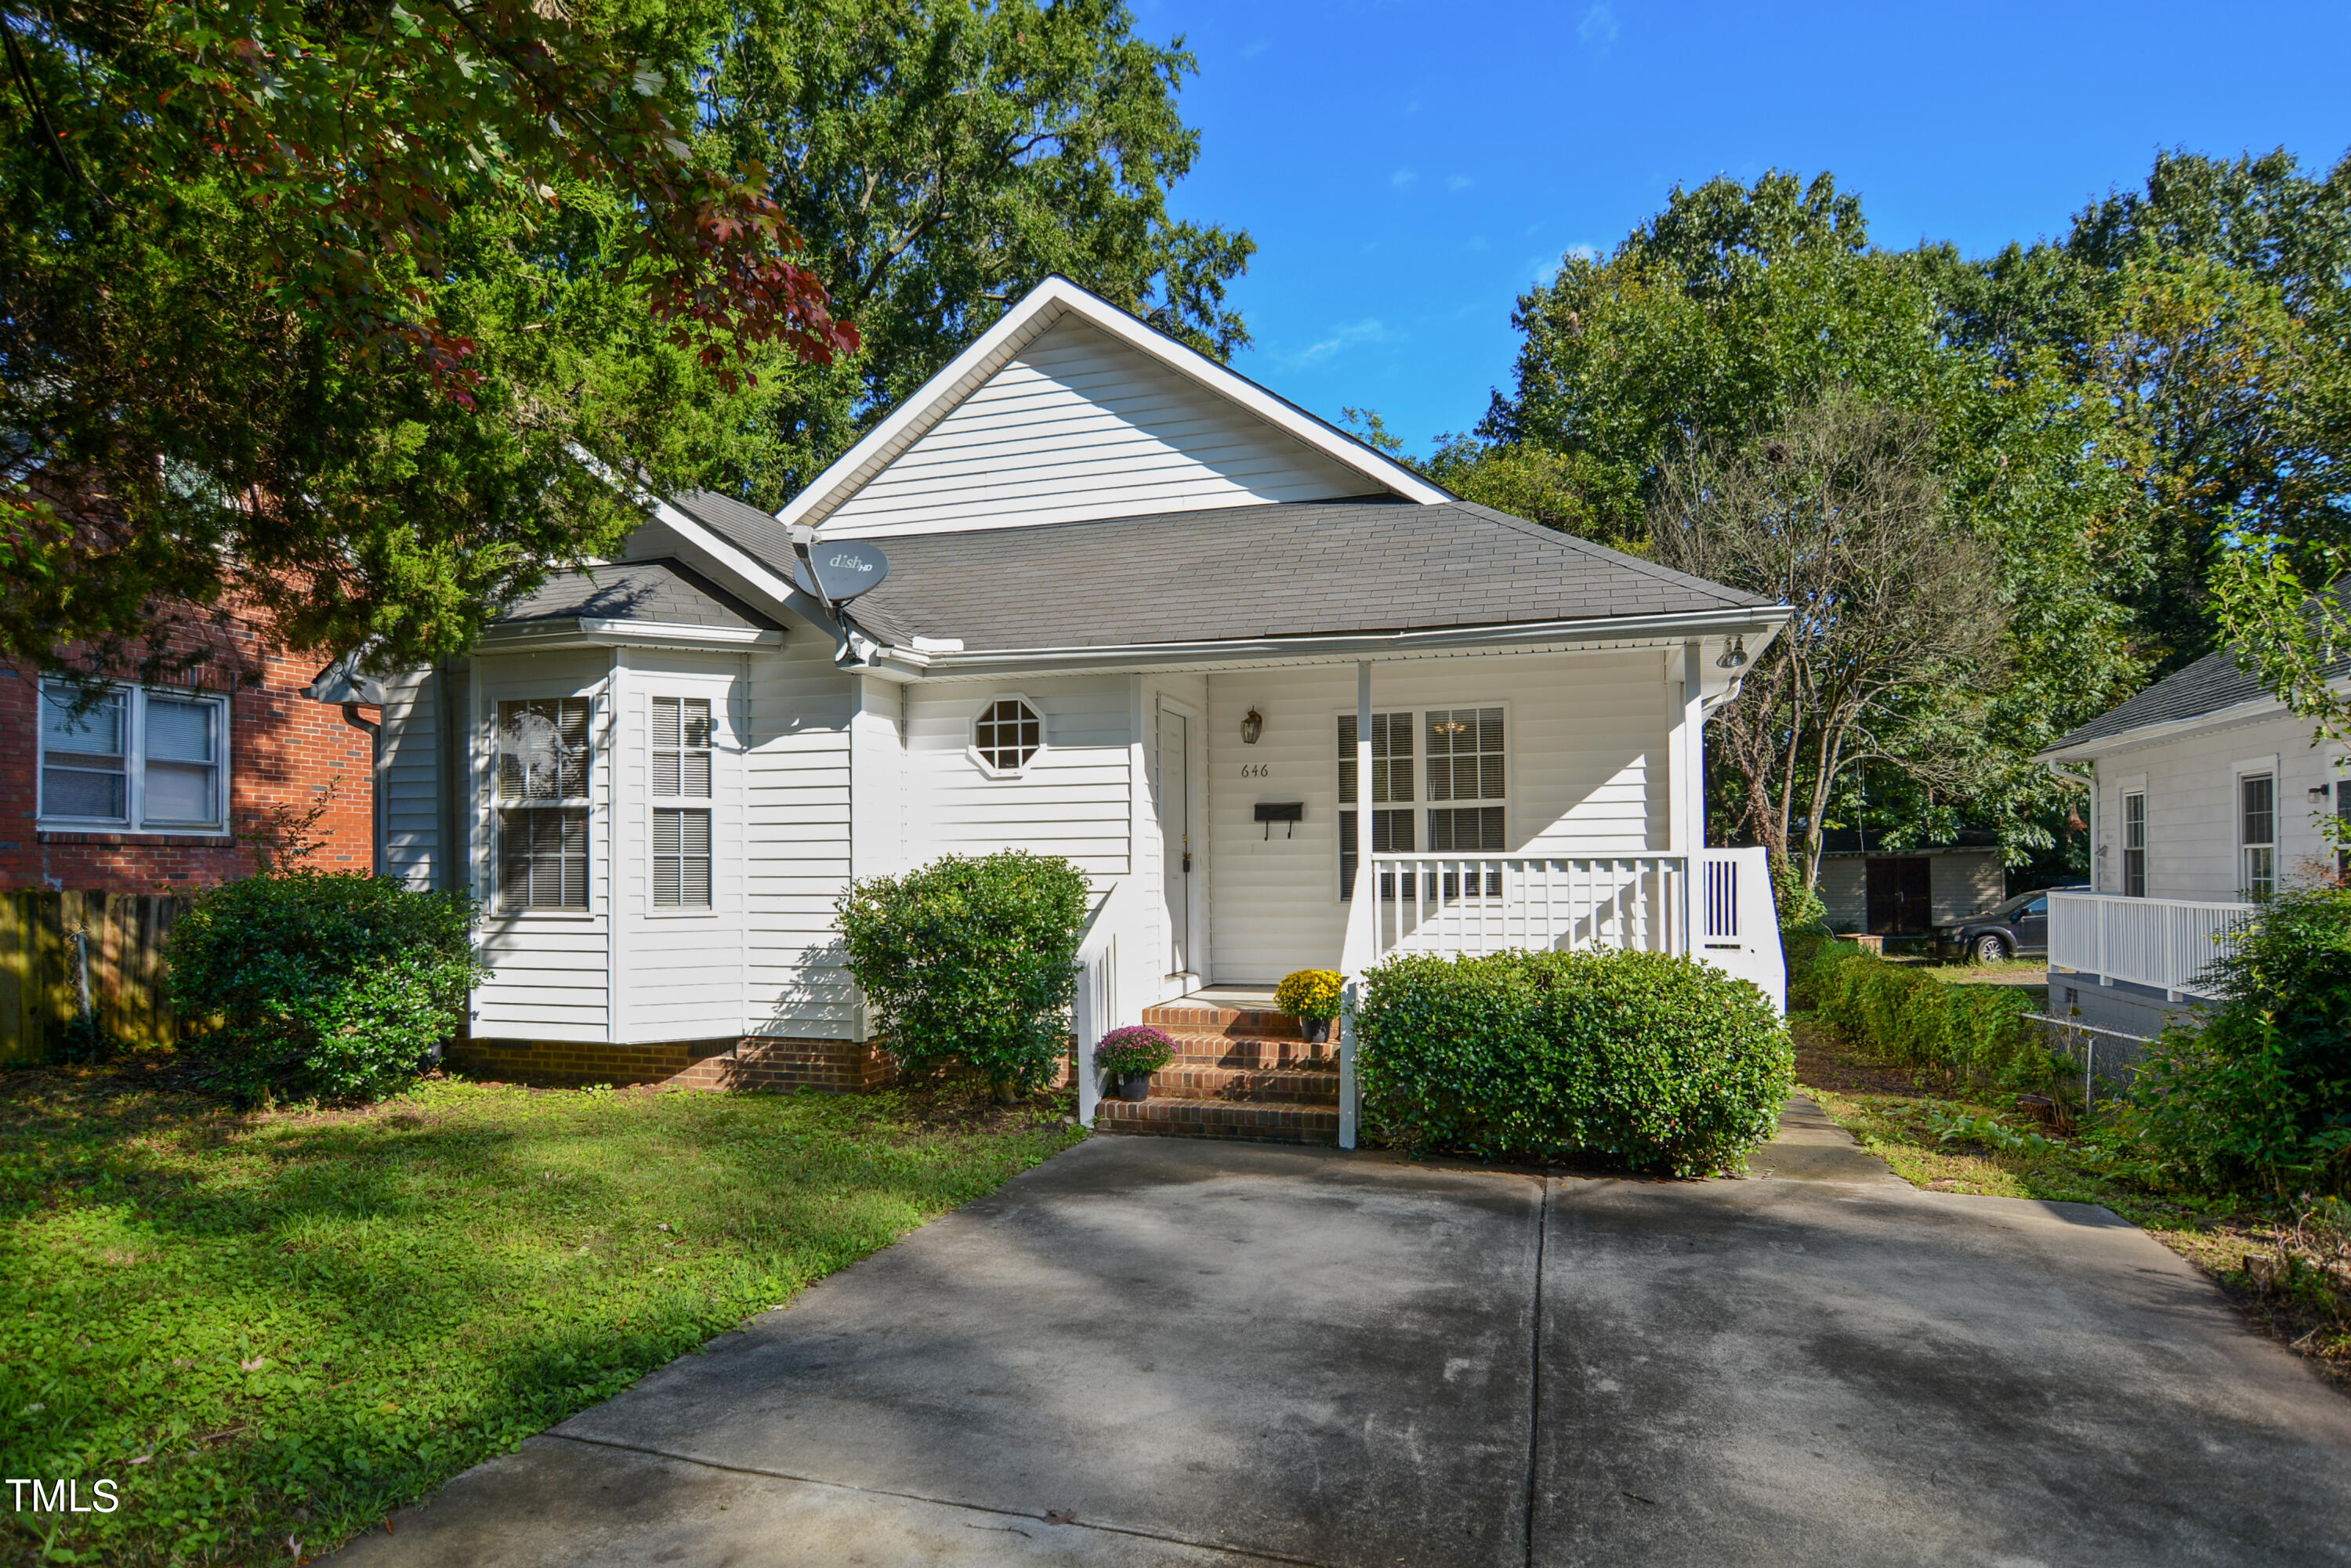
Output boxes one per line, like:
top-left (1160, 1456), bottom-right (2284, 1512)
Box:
top-left (1161, 708), bottom-right (1192, 976)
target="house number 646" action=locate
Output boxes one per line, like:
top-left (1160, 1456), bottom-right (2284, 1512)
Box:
top-left (1240, 762), bottom-right (1272, 778)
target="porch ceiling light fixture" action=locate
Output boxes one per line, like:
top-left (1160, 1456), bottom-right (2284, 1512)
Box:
top-left (1715, 636), bottom-right (1748, 670)
top-left (1241, 708), bottom-right (1265, 745)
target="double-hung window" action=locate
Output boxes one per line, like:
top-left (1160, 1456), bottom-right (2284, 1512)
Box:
top-left (650, 697), bottom-right (713, 909)
top-left (498, 697), bottom-right (592, 912)
top-left (1338, 712), bottom-right (1415, 900)
top-left (2239, 773), bottom-right (2276, 899)
top-left (2121, 791), bottom-right (2146, 898)
top-left (1426, 708), bottom-right (1506, 897)
top-left (38, 680), bottom-right (226, 831)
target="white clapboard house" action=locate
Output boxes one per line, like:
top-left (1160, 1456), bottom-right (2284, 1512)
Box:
top-left (331, 277), bottom-right (1791, 1146)
top-left (2037, 643), bottom-right (2346, 1040)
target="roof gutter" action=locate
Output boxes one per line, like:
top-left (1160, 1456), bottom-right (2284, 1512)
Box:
top-left (855, 603), bottom-right (1788, 682)
top-left (476, 619), bottom-right (784, 653)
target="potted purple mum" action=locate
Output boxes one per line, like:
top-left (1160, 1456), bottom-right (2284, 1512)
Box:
top-left (1095, 1025), bottom-right (1176, 1101)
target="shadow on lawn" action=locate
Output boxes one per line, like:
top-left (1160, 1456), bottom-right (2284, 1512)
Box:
top-left (0, 1063), bottom-right (1077, 1566)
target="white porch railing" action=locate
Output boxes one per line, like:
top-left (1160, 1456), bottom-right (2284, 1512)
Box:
top-left (2048, 891), bottom-right (2249, 999)
top-left (1070, 881), bottom-right (1133, 1130)
top-left (1364, 849), bottom-right (1784, 1009)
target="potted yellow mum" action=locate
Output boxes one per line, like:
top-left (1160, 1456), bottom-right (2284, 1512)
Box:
top-left (1274, 969), bottom-right (1343, 1044)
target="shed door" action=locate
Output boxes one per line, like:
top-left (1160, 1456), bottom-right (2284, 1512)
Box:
top-left (1864, 857), bottom-right (1933, 935)
top-left (1161, 710), bottom-right (1192, 975)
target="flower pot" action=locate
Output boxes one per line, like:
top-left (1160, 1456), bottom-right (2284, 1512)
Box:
top-left (1116, 1071), bottom-right (1153, 1101)
top-left (1300, 1016), bottom-right (1331, 1045)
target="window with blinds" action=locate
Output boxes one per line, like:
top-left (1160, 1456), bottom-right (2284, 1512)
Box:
top-left (1338, 712), bottom-right (1415, 900)
top-left (653, 808), bottom-right (712, 907)
top-left (498, 697), bottom-right (592, 911)
top-left (1425, 707), bottom-right (1505, 854)
top-left (652, 697), bottom-right (713, 798)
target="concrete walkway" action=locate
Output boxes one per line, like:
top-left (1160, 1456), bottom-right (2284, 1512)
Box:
top-left (333, 1099), bottom-right (2351, 1566)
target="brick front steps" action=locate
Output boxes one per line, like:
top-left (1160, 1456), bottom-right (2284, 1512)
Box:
top-left (1092, 1001), bottom-right (1342, 1146)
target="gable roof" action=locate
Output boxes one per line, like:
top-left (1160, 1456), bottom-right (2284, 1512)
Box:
top-left (672, 492), bottom-right (1771, 656)
top-left (2041, 643), bottom-right (2347, 759)
top-left (777, 276), bottom-right (1450, 540)
top-left (487, 558), bottom-right (784, 639)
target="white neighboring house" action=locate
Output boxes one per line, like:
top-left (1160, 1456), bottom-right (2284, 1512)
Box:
top-left (333, 277), bottom-right (1793, 1143)
top-left (2036, 645), bottom-right (2344, 1037)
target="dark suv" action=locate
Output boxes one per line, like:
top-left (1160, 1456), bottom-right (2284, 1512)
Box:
top-left (1938, 885), bottom-right (2087, 963)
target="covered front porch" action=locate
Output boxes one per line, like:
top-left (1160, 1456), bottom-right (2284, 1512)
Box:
top-left (1073, 646), bottom-right (1786, 1146)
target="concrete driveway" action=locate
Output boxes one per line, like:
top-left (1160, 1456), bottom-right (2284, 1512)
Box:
top-left (334, 1103), bottom-right (2351, 1566)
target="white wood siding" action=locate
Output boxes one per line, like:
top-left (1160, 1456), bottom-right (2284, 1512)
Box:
top-left (378, 669), bottom-right (441, 889)
top-left (1204, 653), bottom-right (1673, 984)
top-left (610, 652), bottom-right (750, 1045)
top-left (819, 318), bottom-right (1371, 540)
top-left (469, 650), bottom-right (614, 1043)
top-left (2089, 714), bottom-right (2342, 900)
top-left (904, 676), bottom-right (1134, 878)
top-left (744, 642), bottom-right (860, 1041)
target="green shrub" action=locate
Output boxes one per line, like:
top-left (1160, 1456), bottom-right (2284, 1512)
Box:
top-left (1274, 969), bottom-right (1342, 1019)
top-left (1803, 943), bottom-right (2055, 1088)
top-left (1772, 850), bottom-right (1835, 987)
top-left (167, 871), bottom-right (487, 1103)
top-left (835, 850), bottom-right (1092, 1099)
top-left (2134, 885), bottom-right (2351, 1196)
top-left (1354, 949), bottom-right (1791, 1177)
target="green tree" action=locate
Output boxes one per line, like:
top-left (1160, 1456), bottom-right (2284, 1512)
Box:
top-left (1947, 148), bottom-right (2351, 674)
top-left (683, 0), bottom-right (1255, 504)
top-left (2, 0), bottom-right (854, 679)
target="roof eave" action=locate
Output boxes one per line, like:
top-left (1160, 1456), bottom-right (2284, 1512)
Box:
top-left (2034, 695), bottom-right (2294, 763)
top-left (479, 619), bottom-right (784, 652)
top-left (859, 603), bottom-right (1789, 681)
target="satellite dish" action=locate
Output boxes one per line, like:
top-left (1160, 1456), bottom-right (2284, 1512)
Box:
top-left (792, 541), bottom-right (890, 606)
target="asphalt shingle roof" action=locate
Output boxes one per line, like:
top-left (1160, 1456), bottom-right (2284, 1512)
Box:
top-left (496, 558), bottom-right (781, 632)
top-left (668, 492), bottom-right (1771, 654)
top-left (2046, 642), bottom-right (2351, 752)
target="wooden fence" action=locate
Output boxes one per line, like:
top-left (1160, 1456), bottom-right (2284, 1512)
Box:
top-left (0, 891), bottom-right (183, 1063)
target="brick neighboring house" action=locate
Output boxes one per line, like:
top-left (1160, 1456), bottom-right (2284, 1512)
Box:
top-left (6, 614), bottom-right (376, 894)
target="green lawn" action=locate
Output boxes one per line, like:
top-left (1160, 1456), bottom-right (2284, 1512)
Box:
top-left (0, 1066), bottom-right (1083, 1565)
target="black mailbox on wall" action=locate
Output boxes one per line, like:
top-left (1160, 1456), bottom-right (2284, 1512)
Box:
top-left (1254, 802), bottom-right (1304, 839)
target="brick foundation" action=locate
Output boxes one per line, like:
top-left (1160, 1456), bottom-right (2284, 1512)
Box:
top-left (449, 1034), bottom-right (894, 1092)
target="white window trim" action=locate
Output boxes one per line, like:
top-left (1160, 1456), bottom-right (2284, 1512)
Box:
top-left (2234, 761), bottom-right (2277, 899)
top-left (1330, 701), bottom-right (1515, 904)
top-left (2120, 788), bottom-right (2147, 899)
top-left (968, 691), bottom-right (1047, 779)
top-left (645, 690), bottom-right (723, 919)
top-left (489, 688), bottom-right (603, 920)
top-left (36, 678), bottom-right (231, 835)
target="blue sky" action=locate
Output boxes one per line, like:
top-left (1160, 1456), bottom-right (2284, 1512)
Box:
top-left (1133, 0), bottom-right (2351, 453)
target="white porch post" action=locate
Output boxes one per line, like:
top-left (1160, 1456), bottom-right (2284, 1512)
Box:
top-left (1339, 660), bottom-right (1374, 1150)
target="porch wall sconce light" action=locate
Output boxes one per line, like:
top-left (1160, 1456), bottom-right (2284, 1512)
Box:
top-left (1241, 708), bottom-right (1265, 744)
top-left (2312, 782), bottom-right (2333, 802)
top-left (1715, 636), bottom-right (1748, 670)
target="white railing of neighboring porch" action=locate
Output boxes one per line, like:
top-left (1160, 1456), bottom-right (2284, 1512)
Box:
top-left (1335, 846), bottom-right (1785, 1149)
top-left (2048, 891), bottom-right (2249, 1000)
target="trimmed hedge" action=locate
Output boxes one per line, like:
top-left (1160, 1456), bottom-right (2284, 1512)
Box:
top-left (1354, 949), bottom-right (1791, 1177)
top-left (167, 871), bottom-right (487, 1103)
top-left (835, 850), bottom-right (1092, 1099)
top-left (1798, 940), bottom-right (2055, 1088)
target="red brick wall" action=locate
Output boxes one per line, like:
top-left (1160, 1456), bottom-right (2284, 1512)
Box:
top-left (2, 617), bottom-right (375, 894)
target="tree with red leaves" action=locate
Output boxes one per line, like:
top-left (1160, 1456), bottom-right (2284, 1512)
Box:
top-left (1, 0), bottom-right (858, 677)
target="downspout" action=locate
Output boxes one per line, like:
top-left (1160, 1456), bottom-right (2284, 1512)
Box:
top-left (339, 703), bottom-right (382, 876)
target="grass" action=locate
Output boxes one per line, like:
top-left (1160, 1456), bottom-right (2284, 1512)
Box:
top-left (0, 1062), bottom-right (1084, 1566)
top-left (1791, 1015), bottom-right (2350, 1391)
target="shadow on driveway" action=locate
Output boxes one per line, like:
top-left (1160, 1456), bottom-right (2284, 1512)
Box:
top-left (333, 1103), bottom-right (2351, 1567)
